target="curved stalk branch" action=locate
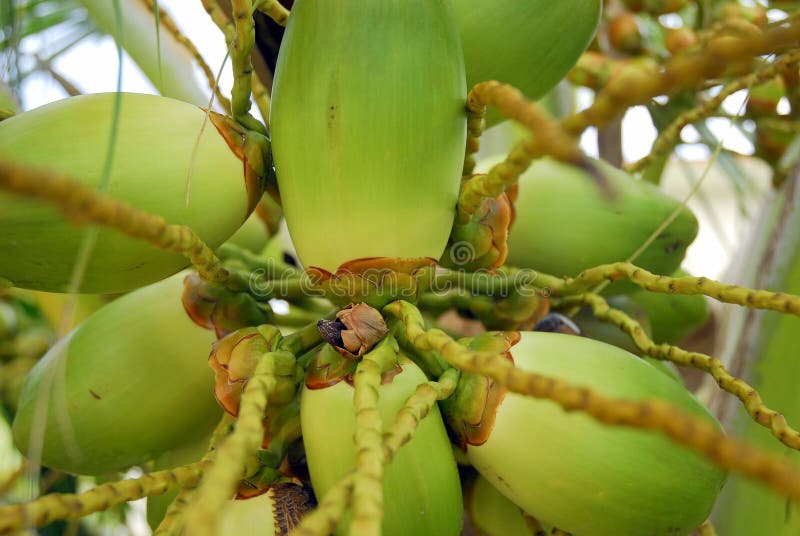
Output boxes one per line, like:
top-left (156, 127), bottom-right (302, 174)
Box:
top-left (180, 350), bottom-right (291, 535)
top-left (458, 81), bottom-right (591, 221)
top-left (349, 337), bottom-right (398, 536)
top-left (0, 463), bottom-right (204, 533)
top-left (571, 292), bottom-right (800, 452)
top-left (551, 262), bottom-right (800, 316)
top-left (290, 368), bottom-right (458, 536)
top-left (628, 48), bottom-right (800, 174)
top-left (384, 300), bottom-right (800, 503)
top-left (562, 15), bottom-right (800, 134)
top-left (0, 161), bottom-right (244, 290)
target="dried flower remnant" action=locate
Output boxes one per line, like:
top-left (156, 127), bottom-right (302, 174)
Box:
top-left (317, 303), bottom-right (389, 359)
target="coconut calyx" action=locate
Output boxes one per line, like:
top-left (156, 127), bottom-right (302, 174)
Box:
top-left (209, 112), bottom-right (272, 214)
top-left (441, 331), bottom-right (520, 449)
top-left (441, 181), bottom-right (514, 272)
top-left (306, 257), bottom-right (437, 308)
top-left (305, 336), bottom-right (403, 391)
top-left (208, 325), bottom-right (298, 417)
top-left (182, 273), bottom-right (272, 339)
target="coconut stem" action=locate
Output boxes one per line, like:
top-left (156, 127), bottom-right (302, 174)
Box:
top-left (154, 488), bottom-right (196, 536)
top-left (384, 299), bottom-right (800, 503)
top-left (139, 0), bottom-right (233, 114)
top-left (181, 350), bottom-right (291, 536)
top-left (562, 14), bottom-right (800, 135)
top-left (548, 262), bottom-right (800, 317)
top-left (255, 0), bottom-right (289, 26)
top-left (0, 462), bottom-right (204, 533)
top-left (572, 291), bottom-right (800, 452)
top-left (202, 0), bottom-right (272, 126)
top-left (383, 367), bottom-right (459, 457)
top-left (0, 161), bottom-right (246, 291)
top-left (279, 312), bottom-right (332, 355)
top-left (349, 337), bottom-right (397, 536)
top-left (229, 0), bottom-right (266, 134)
top-left (202, 0), bottom-right (235, 41)
top-left (458, 81), bottom-right (589, 221)
top-left (628, 48), bottom-right (800, 174)
top-left (290, 368), bottom-right (458, 536)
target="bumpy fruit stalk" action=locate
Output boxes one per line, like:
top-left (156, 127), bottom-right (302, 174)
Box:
top-left (459, 332), bottom-right (726, 536)
top-left (626, 269), bottom-right (710, 345)
top-left (712, 169), bottom-right (800, 535)
top-left (505, 157), bottom-right (697, 292)
top-left (0, 92), bottom-right (264, 293)
top-left (270, 0), bottom-right (466, 272)
top-left (301, 354), bottom-right (462, 536)
top-left (453, 0), bottom-right (601, 126)
top-left (12, 272), bottom-right (221, 475)
top-left (465, 474), bottom-right (532, 536)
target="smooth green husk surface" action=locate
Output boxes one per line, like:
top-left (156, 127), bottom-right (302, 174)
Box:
top-left (271, 0), bottom-right (466, 272)
top-left (506, 158), bottom-right (698, 292)
top-left (224, 211), bottom-right (269, 254)
top-left (467, 332), bottom-right (725, 536)
top-left (301, 357), bottom-right (463, 536)
top-left (467, 474), bottom-right (530, 536)
top-left (12, 272), bottom-right (221, 475)
top-left (0, 92), bottom-right (250, 293)
top-left (453, 0), bottom-right (601, 126)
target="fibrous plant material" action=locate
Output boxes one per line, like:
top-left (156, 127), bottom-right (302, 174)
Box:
top-left (628, 48), bottom-right (800, 174)
top-left (550, 263), bottom-right (800, 316)
top-left (0, 462), bottom-right (205, 533)
top-left (138, 0), bottom-right (233, 114)
top-left (181, 340), bottom-right (295, 536)
top-left (561, 15), bottom-right (800, 134)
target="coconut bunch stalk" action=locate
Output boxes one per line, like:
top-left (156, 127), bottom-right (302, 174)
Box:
top-left (711, 168), bottom-right (800, 534)
top-left (301, 344), bottom-right (463, 536)
top-left (0, 92), bottom-right (265, 293)
top-left (625, 269), bottom-right (710, 345)
top-left (12, 272), bottom-right (222, 475)
top-left (270, 0), bottom-right (466, 274)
